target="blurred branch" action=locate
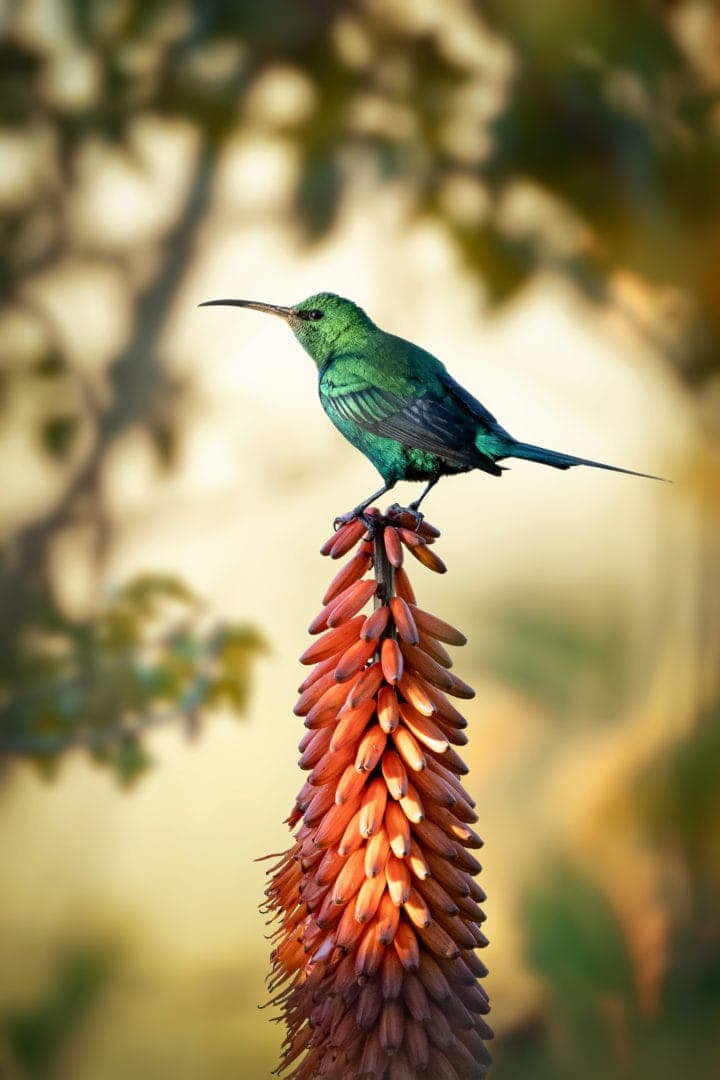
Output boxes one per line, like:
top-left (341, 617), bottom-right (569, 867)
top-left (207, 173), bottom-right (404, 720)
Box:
top-left (2, 141), bottom-right (214, 626)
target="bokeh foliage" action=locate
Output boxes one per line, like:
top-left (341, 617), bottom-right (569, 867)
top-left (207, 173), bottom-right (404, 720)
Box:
top-left (1, 945), bottom-right (116, 1080)
top-left (0, 0), bottom-right (718, 1076)
top-left (0, 572), bottom-right (264, 782)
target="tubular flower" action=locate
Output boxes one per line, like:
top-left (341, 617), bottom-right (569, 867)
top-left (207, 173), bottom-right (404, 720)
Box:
top-left (263, 507), bottom-right (492, 1079)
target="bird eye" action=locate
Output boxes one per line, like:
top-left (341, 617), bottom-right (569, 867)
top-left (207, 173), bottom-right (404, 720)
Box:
top-left (306, 309), bottom-right (324, 321)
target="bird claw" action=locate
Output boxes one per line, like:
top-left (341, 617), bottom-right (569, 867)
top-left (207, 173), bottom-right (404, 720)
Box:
top-left (333, 511), bottom-right (357, 530)
top-left (390, 502), bottom-right (425, 529)
top-left (333, 508), bottom-right (376, 532)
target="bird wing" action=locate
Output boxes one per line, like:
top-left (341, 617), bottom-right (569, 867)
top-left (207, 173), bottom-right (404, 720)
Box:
top-left (320, 368), bottom-right (498, 471)
top-left (438, 370), bottom-right (513, 439)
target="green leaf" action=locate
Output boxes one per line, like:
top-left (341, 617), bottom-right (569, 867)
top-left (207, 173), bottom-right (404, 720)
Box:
top-left (40, 416), bottom-right (80, 460)
top-left (2, 945), bottom-right (115, 1076)
top-left (523, 862), bottom-right (635, 1001)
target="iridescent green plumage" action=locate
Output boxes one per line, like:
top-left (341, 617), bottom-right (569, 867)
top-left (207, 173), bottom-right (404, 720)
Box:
top-left (201, 291), bottom-right (662, 513)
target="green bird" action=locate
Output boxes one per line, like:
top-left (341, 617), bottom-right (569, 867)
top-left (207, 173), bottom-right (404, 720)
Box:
top-left (201, 292), bottom-right (662, 517)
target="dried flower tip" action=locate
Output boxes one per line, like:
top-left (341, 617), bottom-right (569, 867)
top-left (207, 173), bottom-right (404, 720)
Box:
top-left (379, 999), bottom-right (405, 1054)
top-left (364, 827), bottom-right (390, 878)
top-left (293, 779), bottom-right (315, 813)
top-left (397, 527), bottom-right (427, 549)
top-left (334, 636), bottom-right (377, 682)
top-left (303, 783), bottom-right (336, 827)
top-left (391, 725), bottom-right (427, 772)
top-left (386, 852), bottom-right (411, 905)
top-left (403, 886), bottom-right (432, 929)
top-left (443, 671), bottom-right (476, 700)
top-left (320, 530), bottom-right (341, 556)
top-left (335, 894), bottom-right (367, 950)
top-left (315, 885), bottom-right (344, 929)
top-left (356, 978), bottom-right (384, 1030)
top-left (410, 605), bottom-right (467, 646)
top-left (399, 702), bottom-right (450, 754)
top-left (385, 799), bottom-right (412, 857)
top-left (293, 671), bottom-right (336, 716)
top-left (297, 725), bottom-right (332, 769)
top-left (435, 911), bottom-right (480, 951)
top-left (377, 686), bottom-right (400, 733)
top-left (418, 631), bottom-right (453, 668)
top-left (386, 506), bottom-right (422, 530)
top-left (400, 642), bottom-right (455, 692)
top-left (417, 918), bottom-right (461, 959)
top-left (330, 698), bottom-right (375, 752)
top-left (402, 972), bottom-right (431, 1021)
top-left (322, 549), bottom-right (372, 605)
top-left (312, 798), bottom-right (356, 849)
top-left (360, 605), bottom-right (390, 641)
top-left (420, 682), bottom-right (468, 727)
top-left (308, 599), bottom-right (341, 635)
top-left (427, 804), bottom-right (484, 849)
top-left (381, 637), bottom-right (404, 684)
top-left (408, 543), bottom-right (447, 574)
top-left (309, 741), bottom-right (355, 786)
top-left (335, 762), bottom-right (371, 805)
top-left (377, 890), bottom-right (402, 948)
top-left (299, 616), bottom-right (364, 665)
top-left (451, 845), bottom-right (483, 875)
top-left (407, 839), bottom-right (430, 881)
top-left (413, 818), bottom-right (457, 859)
top-left (355, 872), bottom-right (387, 924)
top-left (381, 748), bottom-right (409, 799)
top-left (421, 876), bottom-right (460, 917)
top-left (355, 724), bottom-right (388, 773)
top-left (315, 846), bottom-right (348, 887)
top-left (355, 921), bottom-right (385, 977)
top-left (417, 519), bottom-right (441, 540)
top-left (328, 517), bottom-right (368, 559)
top-left (393, 566), bottom-right (416, 605)
top-left (412, 764), bottom-right (458, 809)
top-left (435, 744), bottom-right (470, 776)
top-left (331, 848), bottom-right (366, 905)
top-left (345, 661), bottom-right (383, 708)
top-left (399, 782), bottom-right (425, 823)
top-left (393, 917), bottom-right (420, 970)
top-left (326, 578), bottom-right (377, 627)
top-left (305, 678), bottom-right (358, 729)
top-left (389, 596), bottom-right (420, 644)
top-left (297, 721), bottom-right (330, 764)
top-left (397, 671), bottom-right (436, 716)
top-left (405, 1017), bottom-right (430, 1070)
top-left (383, 526), bottom-right (404, 568)
top-left (297, 653), bottom-right (338, 693)
top-left (359, 776), bottom-right (388, 837)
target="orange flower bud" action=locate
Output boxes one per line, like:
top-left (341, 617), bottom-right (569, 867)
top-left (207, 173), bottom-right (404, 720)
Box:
top-left (264, 508), bottom-right (490, 1079)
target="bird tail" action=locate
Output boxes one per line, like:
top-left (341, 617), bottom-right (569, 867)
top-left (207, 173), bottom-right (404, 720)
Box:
top-left (507, 440), bottom-right (666, 481)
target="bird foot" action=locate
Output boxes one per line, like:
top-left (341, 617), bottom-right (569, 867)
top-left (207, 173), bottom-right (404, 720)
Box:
top-left (390, 502), bottom-right (425, 529)
top-left (333, 508), bottom-right (377, 532)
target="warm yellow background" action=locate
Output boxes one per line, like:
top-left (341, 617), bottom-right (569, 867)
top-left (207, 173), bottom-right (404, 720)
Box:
top-left (1, 2), bottom-right (716, 1078)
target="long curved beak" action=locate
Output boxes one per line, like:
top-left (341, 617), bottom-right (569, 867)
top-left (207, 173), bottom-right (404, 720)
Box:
top-left (199, 298), bottom-right (294, 320)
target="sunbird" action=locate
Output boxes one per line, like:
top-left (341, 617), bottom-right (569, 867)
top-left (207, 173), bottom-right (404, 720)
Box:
top-left (201, 292), bottom-right (662, 517)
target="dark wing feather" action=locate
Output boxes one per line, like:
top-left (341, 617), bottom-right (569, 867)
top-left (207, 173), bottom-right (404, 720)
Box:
top-left (321, 379), bottom-right (498, 471)
top-left (439, 370), bottom-right (512, 439)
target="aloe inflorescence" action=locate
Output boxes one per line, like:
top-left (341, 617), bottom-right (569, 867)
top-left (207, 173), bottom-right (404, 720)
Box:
top-left (263, 507), bottom-right (492, 1079)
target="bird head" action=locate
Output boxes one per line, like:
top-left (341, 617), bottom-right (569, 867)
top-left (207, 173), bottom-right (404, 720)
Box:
top-left (199, 291), bottom-right (373, 366)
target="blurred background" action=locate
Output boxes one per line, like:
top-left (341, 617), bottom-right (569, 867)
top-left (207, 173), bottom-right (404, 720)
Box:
top-left (0, 1), bottom-right (718, 1077)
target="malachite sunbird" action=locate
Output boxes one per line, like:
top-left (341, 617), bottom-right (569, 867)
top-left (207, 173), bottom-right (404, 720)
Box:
top-left (201, 292), bottom-right (663, 517)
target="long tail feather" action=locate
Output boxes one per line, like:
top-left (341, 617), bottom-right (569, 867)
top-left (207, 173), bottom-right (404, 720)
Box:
top-left (507, 440), bottom-right (667, 481)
